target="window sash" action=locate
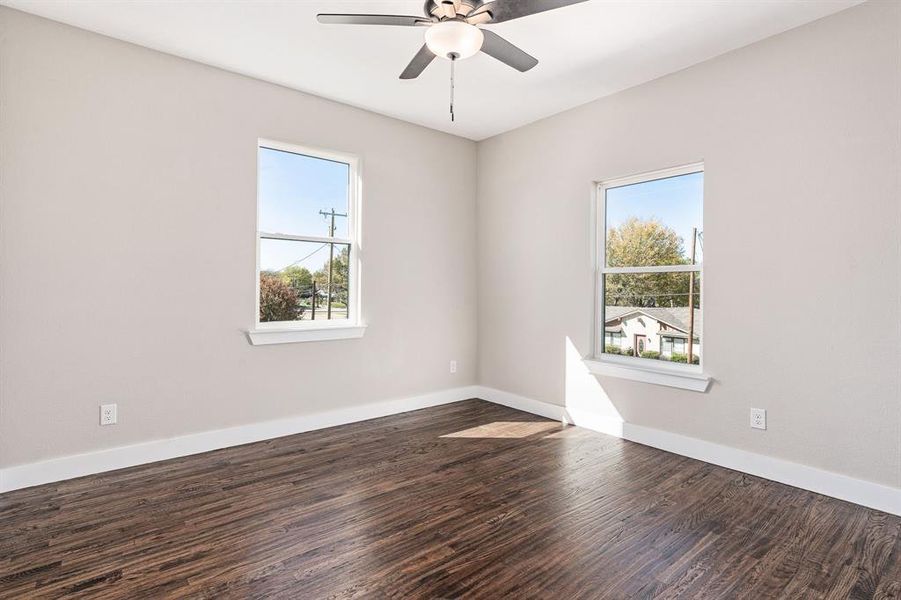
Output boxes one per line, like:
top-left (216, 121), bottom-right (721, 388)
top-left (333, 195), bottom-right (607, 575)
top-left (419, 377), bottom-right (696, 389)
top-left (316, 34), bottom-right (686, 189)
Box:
top-left (259, 231), bottom-right (352, 245)
top-left (601, 264), bottom-right (700, 275)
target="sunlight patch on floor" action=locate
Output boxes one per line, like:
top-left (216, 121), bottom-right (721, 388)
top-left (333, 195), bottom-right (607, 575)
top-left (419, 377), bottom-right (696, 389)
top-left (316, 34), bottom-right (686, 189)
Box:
top-left (441, 421), bottom-right (562, 439)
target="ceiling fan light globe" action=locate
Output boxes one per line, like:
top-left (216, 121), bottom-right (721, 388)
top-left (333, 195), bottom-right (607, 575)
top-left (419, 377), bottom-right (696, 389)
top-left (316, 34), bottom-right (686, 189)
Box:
top-left (425, 21), bottom-right (484, 60)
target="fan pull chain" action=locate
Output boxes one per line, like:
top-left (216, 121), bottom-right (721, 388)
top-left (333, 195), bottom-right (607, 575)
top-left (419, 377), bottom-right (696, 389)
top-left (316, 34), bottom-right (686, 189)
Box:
top-left (449, 52), bottom-right (458, 122)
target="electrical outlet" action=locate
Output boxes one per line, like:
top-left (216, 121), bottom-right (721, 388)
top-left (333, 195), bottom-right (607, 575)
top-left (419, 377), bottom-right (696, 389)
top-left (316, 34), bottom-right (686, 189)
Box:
top-left (750, 408), bottom-right (766, 430)
top-left (450, 360), bottom-right (457, 374)
top-left (100, 403), bottom-right (117, 426)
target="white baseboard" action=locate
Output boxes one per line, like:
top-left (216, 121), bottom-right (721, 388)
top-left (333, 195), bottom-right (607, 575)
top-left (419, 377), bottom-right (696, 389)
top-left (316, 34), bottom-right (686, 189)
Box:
top-left (6, 384), bottom-right (899, 517)
top-left (0, 385), bottom-right (480, 493)
top-left (476, 385), bottom-right (901, 516)
top-left (476, 386), bottom-right (568, 421)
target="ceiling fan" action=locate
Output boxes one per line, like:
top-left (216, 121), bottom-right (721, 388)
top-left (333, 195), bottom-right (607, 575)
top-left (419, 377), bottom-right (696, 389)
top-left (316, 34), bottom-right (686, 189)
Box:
top-left (318, 0), bottom-right (588, 120)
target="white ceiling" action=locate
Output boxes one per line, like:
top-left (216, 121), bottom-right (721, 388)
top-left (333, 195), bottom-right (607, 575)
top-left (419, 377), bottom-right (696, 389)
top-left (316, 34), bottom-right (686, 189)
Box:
top-left (4, 0), bottom-right (861, 140)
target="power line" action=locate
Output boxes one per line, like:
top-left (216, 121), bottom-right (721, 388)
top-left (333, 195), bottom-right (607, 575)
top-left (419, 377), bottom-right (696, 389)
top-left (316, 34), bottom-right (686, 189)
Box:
top-left (279, 242), bottom-right (328, 271)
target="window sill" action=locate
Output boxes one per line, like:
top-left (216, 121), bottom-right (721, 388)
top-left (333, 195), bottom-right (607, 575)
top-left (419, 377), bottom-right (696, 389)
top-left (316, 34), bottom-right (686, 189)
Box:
top-left (247, 324), bottom-right (367, 346)
top-left (583, 356), bottom-right (710, 392)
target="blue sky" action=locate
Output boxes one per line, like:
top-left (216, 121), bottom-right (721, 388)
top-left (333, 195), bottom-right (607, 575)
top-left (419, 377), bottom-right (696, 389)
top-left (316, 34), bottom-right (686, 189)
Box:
top-left (259, 147), bottom-right (349, 272)
top-left (605, 171), bottom-right (703, 263)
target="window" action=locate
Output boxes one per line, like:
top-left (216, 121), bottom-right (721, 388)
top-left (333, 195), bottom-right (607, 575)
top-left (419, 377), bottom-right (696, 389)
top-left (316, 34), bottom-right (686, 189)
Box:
top-left (596, 164), bottom-right (703, 369)
top-left (661, 336), bottom-right (699, 361)
top-left (604, 331), bottom-right (624, 349)
top-left (250, 140), bottom-right (363, 345)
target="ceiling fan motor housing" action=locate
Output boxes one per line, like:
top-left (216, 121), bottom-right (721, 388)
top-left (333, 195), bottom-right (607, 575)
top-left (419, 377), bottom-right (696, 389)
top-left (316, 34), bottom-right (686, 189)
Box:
top-left (426, 0), bottom-right (487, 20)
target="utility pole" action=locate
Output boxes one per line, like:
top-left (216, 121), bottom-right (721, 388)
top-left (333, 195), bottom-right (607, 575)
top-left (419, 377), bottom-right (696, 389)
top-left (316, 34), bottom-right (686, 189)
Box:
top-left (687, 227), bottom-right (697, 364)
top-left (319, 208), bottom-right (347, 319)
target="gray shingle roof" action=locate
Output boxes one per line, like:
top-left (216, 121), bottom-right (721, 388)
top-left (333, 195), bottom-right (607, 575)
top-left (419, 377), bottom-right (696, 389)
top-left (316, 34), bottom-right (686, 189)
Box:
top-left (604, 306), bottom-right (702, 334)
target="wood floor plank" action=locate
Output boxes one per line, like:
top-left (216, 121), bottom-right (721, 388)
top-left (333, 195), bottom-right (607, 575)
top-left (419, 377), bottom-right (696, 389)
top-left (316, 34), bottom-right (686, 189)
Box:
top-left (1, 399), bottom-right (898, 599)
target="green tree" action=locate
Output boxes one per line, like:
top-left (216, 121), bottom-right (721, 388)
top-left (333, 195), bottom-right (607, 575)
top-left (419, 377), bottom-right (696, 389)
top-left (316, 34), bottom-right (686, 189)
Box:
top-left (605, 218), bottom-right (697, 308)
top-left (259, 273), bottom-right (299, 322)
top-left (280, 265), bottom-right (313, 298)
top-left (314, 245), bottom-right (350, 305)
top-left (606, 217), bottom-right (686, 267)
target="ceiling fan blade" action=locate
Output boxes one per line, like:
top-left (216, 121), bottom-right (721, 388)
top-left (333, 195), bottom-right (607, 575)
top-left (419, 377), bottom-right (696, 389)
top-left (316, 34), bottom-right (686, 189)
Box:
top-left (479, 29), bottom-right (538, 72)
top-left (400, 44), bottom-right (436, 80)
top-left (465, 9), bottom-right (493, 25)
top-left (317, 14), bottom-right (431, 27)
top-left (468, 0), bottom-right (587, 24)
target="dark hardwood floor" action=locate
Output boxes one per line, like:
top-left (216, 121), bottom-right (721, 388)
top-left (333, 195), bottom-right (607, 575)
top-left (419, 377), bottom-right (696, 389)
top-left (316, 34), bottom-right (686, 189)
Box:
top-left (2, 399), bottom-right (900, 599)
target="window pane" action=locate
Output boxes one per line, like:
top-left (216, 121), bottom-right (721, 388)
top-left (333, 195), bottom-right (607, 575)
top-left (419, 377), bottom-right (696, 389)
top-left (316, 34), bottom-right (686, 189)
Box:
top-left (605, 171), bottom-right (702, 267)
top-left (602, 272), bottom-right (700, 364)
top-left (260, 238), bottom-right (351, 323)
top-left (259, 147), bottom-right (349, 239)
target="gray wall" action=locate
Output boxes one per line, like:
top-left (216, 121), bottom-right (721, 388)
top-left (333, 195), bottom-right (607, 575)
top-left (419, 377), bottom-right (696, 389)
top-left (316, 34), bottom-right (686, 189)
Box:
top-left (2, 2), bottom-right (899, 491)
top-left (477, 1), bottom-right (901, 487)
top-left (0, 8), bottom-right (478, 467)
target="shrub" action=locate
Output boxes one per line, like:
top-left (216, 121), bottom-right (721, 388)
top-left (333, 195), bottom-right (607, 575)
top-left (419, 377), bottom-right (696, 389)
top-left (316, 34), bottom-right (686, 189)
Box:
top-left (604, 345), bottom-right (621, 355)
top-left (259, 273), bottom-right (300, 322)
top-left (671, 353), bottom-right (700, 364)
top-left (640, 350), bottom-right (661, 359)
top-left (621, 347), bottom-right (634, 357)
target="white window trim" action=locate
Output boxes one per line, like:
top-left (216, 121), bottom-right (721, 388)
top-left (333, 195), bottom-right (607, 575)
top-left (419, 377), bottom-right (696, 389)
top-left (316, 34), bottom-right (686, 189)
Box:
top-left (589, 162), bottom-right (710, 392)
top-left (248, 139), bottom-right (364, 346)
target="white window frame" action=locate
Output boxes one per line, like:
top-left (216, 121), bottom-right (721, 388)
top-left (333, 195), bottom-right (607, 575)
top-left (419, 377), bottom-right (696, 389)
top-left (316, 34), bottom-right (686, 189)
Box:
top-left (584, 162), bottom-right (709, 392)
top-left (248, 139), bottom-right (365, 346)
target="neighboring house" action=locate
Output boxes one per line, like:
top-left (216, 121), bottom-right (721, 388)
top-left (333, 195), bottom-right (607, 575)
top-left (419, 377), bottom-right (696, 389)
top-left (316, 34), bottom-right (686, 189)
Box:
top-left (604, 306), bottom-right (701, 359)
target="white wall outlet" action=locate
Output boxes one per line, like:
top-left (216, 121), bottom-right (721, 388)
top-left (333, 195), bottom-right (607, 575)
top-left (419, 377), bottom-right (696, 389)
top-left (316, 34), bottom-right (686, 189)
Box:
top-left (750, 408), bottom-right (766, 430)
top-left (449, 360), bottom-right (457, 374)
top-left (100, 403), bottom-right (117, 426)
